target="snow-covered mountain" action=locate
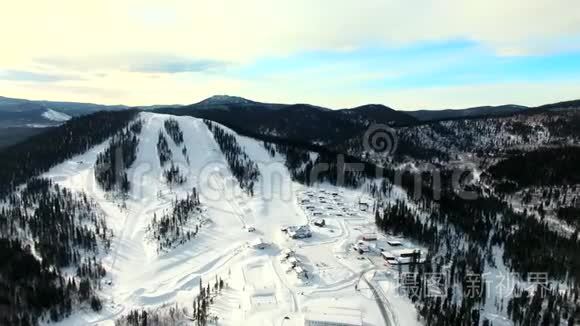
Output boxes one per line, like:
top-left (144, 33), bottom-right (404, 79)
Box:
top-left (0, 112), bottom-right (410, 326)
top-left (0, 96), bottom-right (128, 128)
top-left (195, 94), bottom-right (257, 106)
top-left (1, 103), bottom-right (580, 325)
top-left (42, 108), bottom-right (71, 122)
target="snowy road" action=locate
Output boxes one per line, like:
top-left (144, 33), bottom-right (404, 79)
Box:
top-left (362, 271), bottom-right (395, 326)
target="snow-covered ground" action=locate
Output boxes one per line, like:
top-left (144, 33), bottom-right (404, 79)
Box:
top-left (42, 108), bottom-right (71, 122)
top-left (42, 112), bottom-right (420, 326)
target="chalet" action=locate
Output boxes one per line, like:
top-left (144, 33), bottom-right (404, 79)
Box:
top-left (375, 239), bottom-right (402, 251)
top-left (387, 240), bottom-right (403, 247)
top-left (353, 240), bottom-right (370, 253)
top-left (362, 233), bottom-right (377, 241)
top-left (358, 202), bottom-right (370, 211)
top-left (381, 248), bottom-right (424, 265)
top-left (288, 225), bottom-right (312, 239)
top-left (250, 237), bottom-right (269, 250)
top-left (381, 252), bottom-right (398, 265)
top-left (313, 219), bottom-right (326, 227)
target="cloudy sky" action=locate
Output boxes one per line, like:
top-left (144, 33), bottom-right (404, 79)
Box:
top-left (1, 0), bottom-right (580, 109)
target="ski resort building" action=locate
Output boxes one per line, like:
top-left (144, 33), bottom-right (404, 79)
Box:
top-left (353, 240), bottom-right (370, 253)
top-left (358, 201), bottom-right (370, 211)
top-left (250, 237), bottom-right (269, 250)
top-left (287, 225), bottom-right (312, 239)
top-left (287, 256), bottom-right (300, 267)
top-left (386, 240), bottom-right (403, 247)
top-left (294, 266), bottom-right (308, 278)
top-left (313, 219), bottom-right (326, 227)
top-left (381, 248), bottom-right (424, 265)
top-left (362, 233), bottom-right (377, 241)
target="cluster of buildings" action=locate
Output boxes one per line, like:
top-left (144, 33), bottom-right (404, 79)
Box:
top-left (280, 249), bottom-right (308, 279)
top-left (353, 235), bottom-right (427, 267)
top-left (282, 225), bottom-right (313, 239)
top-left (298, 189), bottom-right (367, 220)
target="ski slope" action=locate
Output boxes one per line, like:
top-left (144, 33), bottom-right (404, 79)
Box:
top-left (42, 108), bottom-right (71, 122)
top-left (42, 112), bottom-right (419, 326)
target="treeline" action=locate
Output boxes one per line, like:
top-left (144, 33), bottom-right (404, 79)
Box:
top-left (164, 118), bottom-right (184, 145)
top-left (157, 131), bottom-right (172, 166)
top-left (558, 206), bottom-right (580, 228)
top-left (497, 208), bottom-right (580, 282)
top-left (0, 111), bottom-right (134, 324)
top-left (115, 275), bottom-right (226, 326)
top-left (148, 188), bottom-right (202, 252)
top-left (377, 200), bottom-right (490, 325)
top-left (0, 238), bottom-right (76, 325)
top-left (506, 284), bottom-right (578, 326)
top-left (0, 110), bottom-right (139, 198)
top-left (490, 146), bottom-right (580, 191)
top-left (3, 178), bottom-right (112, 267)
top-left (416, 246), bottom-right (488, 325)
top-left (157, 130), bottom-right (187, 185)
top-left (114, 305), bottom-right (187, 326)
top-left (375, 200), bottom-right (493, 325)
top-left (205, 121), bottom-right (260, 195)
top-left (0, 178), bottom-right (111, 325)
top-left (192, 276), bottom-right (225, 325)
top-left (164, 118), bottom-right (190, 164)
top-left (375, 201), bottom-right (438, 247)
top-left (269, 142), bottom-right (369, 188)
top-left (95, 119), bottom-right (143, 193)
top-left (163, 163), bottom-right (186, 186)
top-left (375, 187), bottom-right (580, 325)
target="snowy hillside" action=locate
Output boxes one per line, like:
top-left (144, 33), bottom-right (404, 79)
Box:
top-left (42, 108), bottom-right (71, 122)
top-left (196, 95), bottom-right (256, 106)
top-left (40, 112), bottom-right (416, 326)
top-left (2, 108), bottom-right (577, 326)
top-left (333, 109), bottom-right (580, 167)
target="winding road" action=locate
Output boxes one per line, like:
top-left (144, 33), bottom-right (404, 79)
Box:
top-left (361, 271), bottom-right (396, 326)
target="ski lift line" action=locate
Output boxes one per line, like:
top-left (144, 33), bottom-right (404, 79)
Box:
top-left (209, 174), bottom-right (247, 227)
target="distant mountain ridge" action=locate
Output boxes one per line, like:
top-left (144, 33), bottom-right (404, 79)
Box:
top-left (407, 104), bottom-right (529, 121)
top-left (0, 96), bottom-right (129, 128)
top-left (407, 99), bottom-right (580, 121)
top-left (156, 96), bottom-right (418, 146)
top-left (1, 94), bottom-right (580, 148)
top-left (2, 94), bottom-right (580, 125)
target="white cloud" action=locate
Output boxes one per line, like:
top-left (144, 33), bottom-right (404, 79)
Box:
top-left (0, 0), bottom-right (579, 106)
top-left (2, 0), bottom-right (579, 63)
